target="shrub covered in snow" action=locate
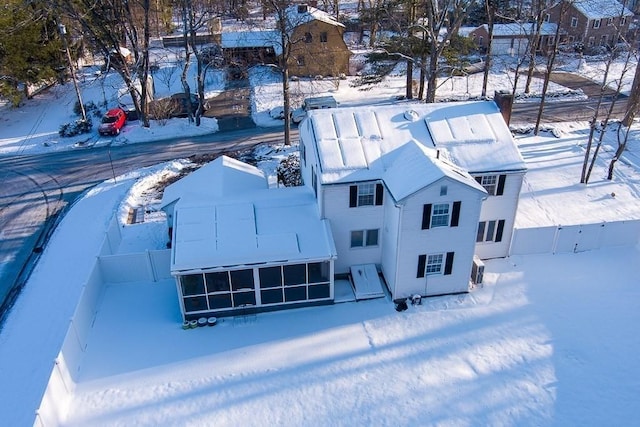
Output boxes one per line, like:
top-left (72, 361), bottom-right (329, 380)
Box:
top-left (276, 154), bottom-right (301, 187)
top-left (58, 118), bottom-right (93, 137)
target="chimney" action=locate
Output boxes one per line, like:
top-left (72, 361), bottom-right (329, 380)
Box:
top-left (298, 4), bottom-right (308, 13)
top-left (494, 90), bottom-right (513, 125)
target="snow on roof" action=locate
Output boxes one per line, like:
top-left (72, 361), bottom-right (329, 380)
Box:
top-left (160, 155), bottom-right (267, 209)
top-left (171, 186), bottom-right (335, 273)
top-left (572, 0), bottom-right (633, 19)
top-left (479, 23), bottom-right (558, 37)
top-left (285, 4), bottom-right (345, 29)
top-left (302, 101), bottom-right (526, 185)
top-left (383, 141), bottom-right (486, 202)
top-left (221, 30), bottom-right (283, 56)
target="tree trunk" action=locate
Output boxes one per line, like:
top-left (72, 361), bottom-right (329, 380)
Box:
top-left (622, 56), bottom-right (640, 126)
top-left (140, 0), bottom-right (151, 127)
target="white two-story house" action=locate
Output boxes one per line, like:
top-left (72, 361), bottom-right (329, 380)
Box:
top-left (162, 101), bottom-right (525, 320)
top-left (299, 102), bottom-right (527, 298)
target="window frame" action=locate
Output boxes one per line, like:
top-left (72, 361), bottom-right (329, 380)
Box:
top-left (320, 31), bottom-right (328, 43)
top-left (571, 17), bottom-right (578, 27)
top-left (357, 183), bottom-right (375, 206)
top-left (349, 182), bottom-right (383, 207)
top-left (350, 229), bottom-right (380, 248)
top-left (425, 254), bottom-right (444, 275)
top-left (593, 19), bottom-right (601, 29)
top-left (431, 203), bottom-right (450, 228)
top-left (476, 219), bottom-right (506, 243)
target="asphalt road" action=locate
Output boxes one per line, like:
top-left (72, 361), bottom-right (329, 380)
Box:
top-left (0, 126), bottom-right (292, 322)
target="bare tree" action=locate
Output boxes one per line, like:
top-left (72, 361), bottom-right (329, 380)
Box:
top-left (177, 0), bottom-right (219, 125)
top-left (481, 0), bottom-right (497, 98)
top-left (419, 0), bottom-right (476, 103)
top-left (54, 0), bottom-right (153, 127)
top-left (581, 3), bottom-right (636, 184)
top-left (533, 0), bottom-right (566, 135)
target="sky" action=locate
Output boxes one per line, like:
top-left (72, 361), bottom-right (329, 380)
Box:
top-left (0, 46), bottom-right (639, 426)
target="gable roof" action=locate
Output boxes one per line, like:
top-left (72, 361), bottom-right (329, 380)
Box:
top-left (383, 141), bottom-right (486, 202)
top-left (300, 101), bottom-right (526, 186)
top-left (570, 0), bottom-right (633, 19)
top-left (170, 186), bottom-right (336, 273)
top-left (285, 4), bottom-right (345, 29)
top-left (221, 30), bottom-right (283, 55)
top-left (160, 155), bottom-right (267, 209)
top-left (475, 22), bottom-right (558, 37)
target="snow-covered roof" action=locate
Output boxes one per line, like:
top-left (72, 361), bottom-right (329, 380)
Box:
top-left (160, 155), bottom-right (268, 209)
top-left (301, 101), bottom-right (526, 186)
top-left (171, 186), bottom-right (335, 273)
top-left (221, 31), bottom-right (283, 56)
top-left (475, 23), bottom-right (558, 37)
top-left (383, 141), bottom-right (487, 202)
top-left (572, 0), bottom-right (633, 19)
top-left (285, 4), bottom-right (345, 29)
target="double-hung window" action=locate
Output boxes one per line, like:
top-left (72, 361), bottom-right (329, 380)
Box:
top-left (425, 254), bottom-right (443, 274)
top-left (431, 204), bottom-right (450, 227)
top-left (422, 202), bottom-right (461, 229)
top-left (416, 252), bottom-right (455, 277)
top-left (593, 19), bottom-right (601, 29)
top-left (349, 183), bottom-right (384, 207)
top-left (474, 174), bottom-right (506, 196)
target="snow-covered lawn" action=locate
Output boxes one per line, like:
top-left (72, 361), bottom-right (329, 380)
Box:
top-left (60, 244), bottom-right (640, 427)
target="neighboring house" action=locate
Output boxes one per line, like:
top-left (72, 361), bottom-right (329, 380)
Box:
top-left (469, 23), bottom-right (558, 56)
top-left (220, 4), bottom-right (351, 76)
top-left (220, 30), bottom-right (281, 67)
top-left (286, 4), bottom-right (351, 77)
top-left (162, 101), bottom-right (526, 320)
top-left (546, 0), bottom-right (633, 48)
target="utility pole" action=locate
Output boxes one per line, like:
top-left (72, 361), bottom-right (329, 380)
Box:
top-left (59, 24), bottom-right (87, 122)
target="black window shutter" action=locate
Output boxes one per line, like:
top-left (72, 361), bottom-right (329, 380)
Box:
top-left (451, 201), bottom-right (461, 227)
top-left (417, 255), bottom-right (426, 278)
top-left (495, 220), bottom-right (506, 242)
top-left (496, 174), bottom-right (506, 196)
top-left (475, 176), bottom-right (482, 184)
top-left (375, 183), bottom-right (384, 205)
top-left (444, 252), bottom-right (454, 275)
top-left (349, 185), bottom-right (357, 207)
top-left (422, 204), bottom-right (432, 229)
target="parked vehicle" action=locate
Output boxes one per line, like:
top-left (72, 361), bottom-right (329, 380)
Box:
top-left (291, 96), bottom-right (338, 124)
top-left (98, 107), bottom-right (126, 136)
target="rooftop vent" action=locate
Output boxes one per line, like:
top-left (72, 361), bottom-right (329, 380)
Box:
top-left (404, 109), bottom-right (419, 122)
top-left (298, 4), bottom-right (308, 13)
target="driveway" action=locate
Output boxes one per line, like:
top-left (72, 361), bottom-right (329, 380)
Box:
top-left (204, 77), bottom-right (255, 131)
top-left (546, 71), bottom-right (622, 98)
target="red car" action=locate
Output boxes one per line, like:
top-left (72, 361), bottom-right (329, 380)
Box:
top-left (98, 108), bottom-right (126, 136)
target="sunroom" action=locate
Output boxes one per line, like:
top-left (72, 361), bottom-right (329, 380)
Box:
top-left (170, 185), bottom-right (337, 320)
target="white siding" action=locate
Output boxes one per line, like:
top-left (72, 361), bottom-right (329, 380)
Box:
top-left (380, 195), bottom-right (401, 295)
top-left (394, 178), bottom-right (484, 299)
top-left (475, 172), bottom-right (525, 259)
top-left (322, 184), bottom-right (385, 273)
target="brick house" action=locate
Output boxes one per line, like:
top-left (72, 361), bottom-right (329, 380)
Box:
top-left (546, 0), bottom-right (633, 48)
